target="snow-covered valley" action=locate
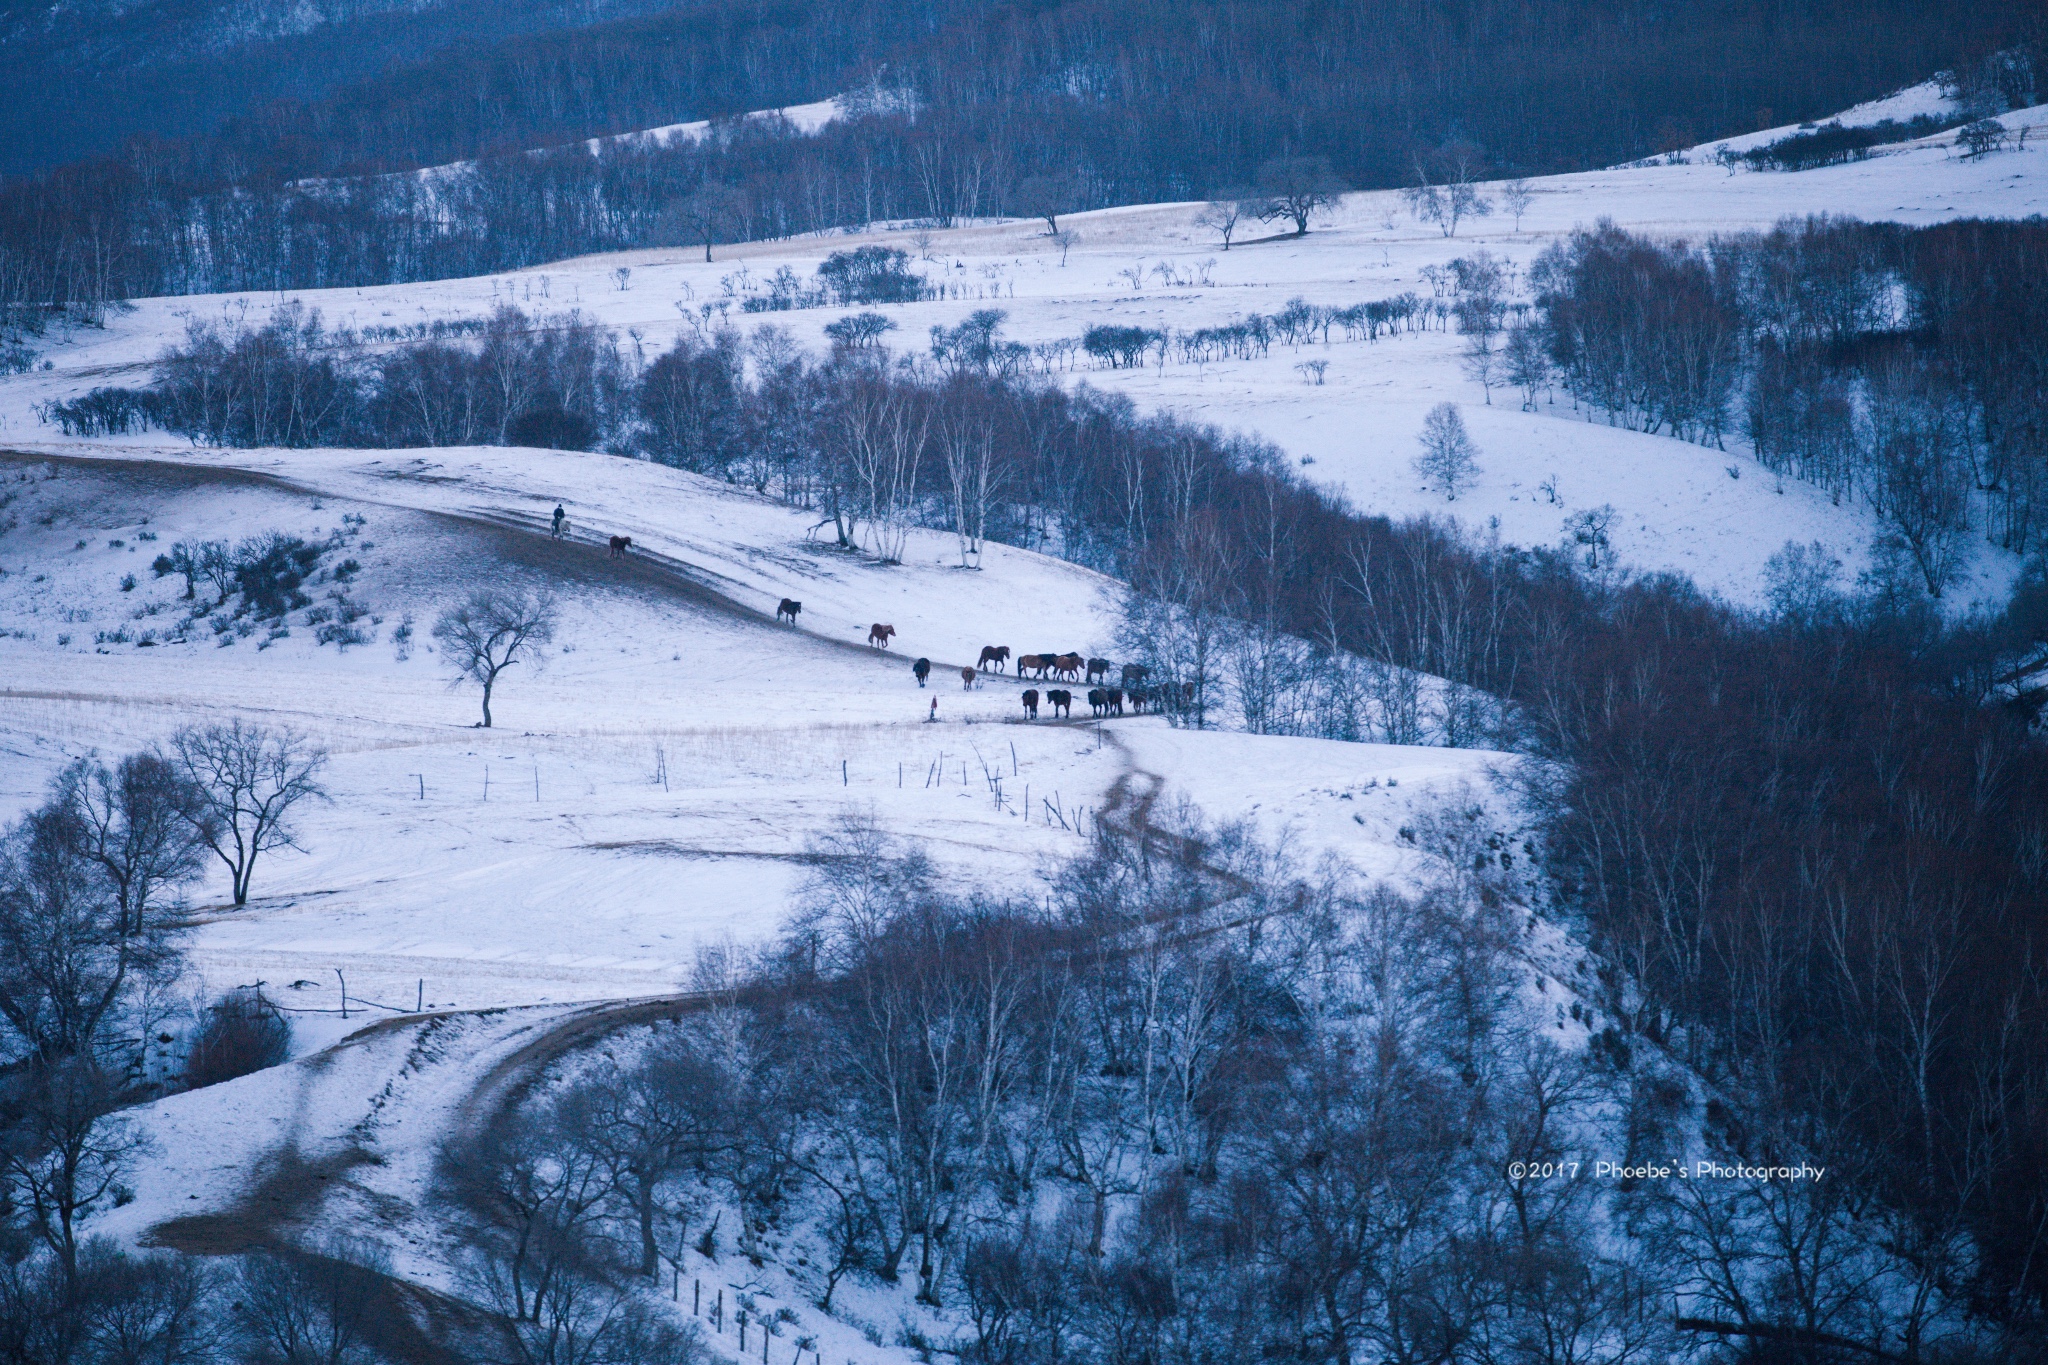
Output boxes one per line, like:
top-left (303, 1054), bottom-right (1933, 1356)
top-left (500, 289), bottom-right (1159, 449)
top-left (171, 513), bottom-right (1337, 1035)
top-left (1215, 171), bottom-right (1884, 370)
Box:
top-left (0, 77), bottom-right (2043, 1362)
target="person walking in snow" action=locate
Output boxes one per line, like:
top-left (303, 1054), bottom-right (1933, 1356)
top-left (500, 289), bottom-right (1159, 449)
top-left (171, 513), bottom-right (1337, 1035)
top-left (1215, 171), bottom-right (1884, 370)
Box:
top-left (927, 697), bottom-right (939, 723)
top-left (551, 504), bottom-right (567, 538)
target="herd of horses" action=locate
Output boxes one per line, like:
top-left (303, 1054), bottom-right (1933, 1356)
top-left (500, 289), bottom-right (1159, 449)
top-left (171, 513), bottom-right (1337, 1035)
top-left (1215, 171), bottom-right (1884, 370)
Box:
top-left (885, 629), bottom-right (1152, 720)
top-left (770, 597), bottom-right (1149, 721)
top-left (577, 530), bottom-right (1141, 723)
top-left (581, 533), bottom-right (1136, 722)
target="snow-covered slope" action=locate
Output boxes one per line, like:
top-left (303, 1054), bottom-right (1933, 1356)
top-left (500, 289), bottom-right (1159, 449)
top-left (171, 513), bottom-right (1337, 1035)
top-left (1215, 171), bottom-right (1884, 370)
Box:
top-left (6, 96), bottom-right (2042, 610)
top-left (0, 440), bottom-right (1520, 1337)
top-left (578, 96), bottom-right (844, 155)
top-left (0, 445), bottom-right (1137, 1013)
top-left (1693, 77), bottom-right (1962, 157)
top-left (0, 83), bottom-right (2041, 1331)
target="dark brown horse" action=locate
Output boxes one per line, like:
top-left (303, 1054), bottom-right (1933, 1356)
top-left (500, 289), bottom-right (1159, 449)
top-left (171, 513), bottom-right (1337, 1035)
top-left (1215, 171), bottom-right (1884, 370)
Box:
top-left (961, 666), bottom-right (977, 689)
top-left (1086, 657), bottom-right (1111, 684)
top-left (776, 598), bottom-right (801, 624)
top-left (913, 657), bottom-right (931, 687)
top-left (978, 645), bottom-right (1010, 673)
top-left (1021, 689), bottom-right (1039, 719)
top-left (868, 623), bottom-right (896, 648)
top-left (608, 535), bottom-right (632, 558)
top-left (1047, 689), bottom-right (1072, 718)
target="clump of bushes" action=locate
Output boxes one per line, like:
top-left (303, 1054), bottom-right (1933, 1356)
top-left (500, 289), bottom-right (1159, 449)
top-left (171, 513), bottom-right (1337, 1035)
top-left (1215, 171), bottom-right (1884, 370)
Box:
top-left (1740, 114), bottom-right (1959, 170)
top-left (1083, 324), bottom-right (1162, 368)
top-left (232, 534), bottom-right (323, 619)
top-left (816, 246), bottom-right (930, 305)
top-left (186, 989), bottom-right (293, 1089)
top-left (47, 386), bottom-right (156, 436)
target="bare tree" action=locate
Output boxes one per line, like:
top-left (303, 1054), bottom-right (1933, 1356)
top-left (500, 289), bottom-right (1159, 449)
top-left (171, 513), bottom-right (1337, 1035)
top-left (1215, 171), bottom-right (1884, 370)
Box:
top-left (1014, 172), bottom-right (1080, 235)
top-left (71, 1244), bottom-right (225, 1365)
top-left (1193, 195), bottom-right (1254, 250)
top-left (1462, 331), bottom-right (1502, 403)
top-left (835, 374), bottom-right (928, 563)
top-left (1500, 177), bottom-right (1535, 231)
top-left (152, 540), bottom-right (215, 600)
top-left (1858, 362), bottom-right (1970, 597)
top-left (939, 398), bottom-right (1002, 569)
top-left (235, 1238), bottom-right (391, 1365)
top-left (1405, 145), bottom-right (1494, 238)
top-left (2, 1059), bottom-right (151, 1286)
top-left (1503, 319), bottom-right (1551, 410)
top-left (1414, 402), bottom-right (1481, 499)
top-left (52, 753), bottom-right (207, 936)
top-left (433, 588), bottom-right (559, 728)
top-left (197, 541), bottom-right (237, 607)
top-left (1118, 517), bottom-right (1239, 729)
top-left (1048, 229), bottom-right (1079, 266)
top-left (1254, 156), bottom-right (1345, 237)
top-left (1405, 179), bottom-right (1492, 238)
top-left (0, 783), bottom-right (187, 1073)
top-left (666, 187), bottom-right (746, 263)
top-left (823, 312), bottom-right (896, 353)
top-left (169, 721), bottom-right (329, 907)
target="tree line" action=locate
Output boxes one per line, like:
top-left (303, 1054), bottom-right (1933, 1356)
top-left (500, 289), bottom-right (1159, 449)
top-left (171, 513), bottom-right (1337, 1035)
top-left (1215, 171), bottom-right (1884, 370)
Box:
top-left (43, 228), bottom-right (2048, 1347)
top-left (442, 777), bottom-right (2037, 1364)
top-left (0, 727), bottom-right (396, 1360)
top-left (1520, 215), bottom-right (2048, 582)
top-left (1, 1), bottom-right (2039, 313)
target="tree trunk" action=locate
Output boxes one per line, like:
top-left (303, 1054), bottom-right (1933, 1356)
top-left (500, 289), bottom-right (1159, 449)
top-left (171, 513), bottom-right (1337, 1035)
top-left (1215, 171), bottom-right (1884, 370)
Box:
top-left (638, 1177), bottom-right (659, 1278)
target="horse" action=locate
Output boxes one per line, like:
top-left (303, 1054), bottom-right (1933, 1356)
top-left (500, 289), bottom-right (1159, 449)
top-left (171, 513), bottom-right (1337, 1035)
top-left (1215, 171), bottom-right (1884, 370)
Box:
top-left (608, 535), bottom-right (632, 558)
top-left (1127, 685), bottom-right (1148, 714)
top-left (1121, 663), bottom-right (1148, 688)
top-left (1047, 689), bottom-right (1073, 718)
top-left (978, 645), bottom-right (1010, 673)
top-left (1087, 687), bottom-right (1107, 717)
top-left (1085, 657), bottom-right (1111, 684)
top-left (1053, 653), bottom-right (1084, 682)
top-left (1021, 689), bottom-right (1039, 719)
top-left (913, 657), bottom-right (932, 687)
top-left (868, 623), bottom-right (896, 648)
top-left (1107, 687), bottom-right (1124, 716)
top-left (961, 666), bottom-right (978, 689)
top-left (1016, 654), bottom-right (1047, 679)
top-left (776, 598), bottom-right (802, 624)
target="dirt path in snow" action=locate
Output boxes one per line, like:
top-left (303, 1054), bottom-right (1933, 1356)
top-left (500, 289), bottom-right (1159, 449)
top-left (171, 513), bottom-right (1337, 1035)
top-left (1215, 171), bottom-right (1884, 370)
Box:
top-left (134, 726), bottom-right (1266, 1364)
top-left (0, 446), bottom-right (1026, 679)
top-left (14, 445), bottom-right (1249, 1357)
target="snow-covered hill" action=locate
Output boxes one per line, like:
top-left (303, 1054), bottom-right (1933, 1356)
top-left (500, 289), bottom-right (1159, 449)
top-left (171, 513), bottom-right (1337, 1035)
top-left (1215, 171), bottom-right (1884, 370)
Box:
top-left (0, 81), bottom-right (2039, 1347)
top-left (0, 440), bottom-right (1523, 1345)
top-left (6, 92), bottom-right (2042, 609)
top-left (0, 444), bottom-right (1143, 1007)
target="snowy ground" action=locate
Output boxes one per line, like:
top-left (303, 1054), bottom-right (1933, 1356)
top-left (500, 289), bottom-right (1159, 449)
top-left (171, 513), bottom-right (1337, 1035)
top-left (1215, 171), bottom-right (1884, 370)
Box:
top-left (4, 86), bottom-right (2042, 609)
top-left (0, 438), bottom-right (1524, 1360)
top-left (0, 77), bottom-right (2036, 1352)
top-left (0, 479), bottom-right (1639, 1355)
top-left (0, 446), bottom-right (1136, 1014)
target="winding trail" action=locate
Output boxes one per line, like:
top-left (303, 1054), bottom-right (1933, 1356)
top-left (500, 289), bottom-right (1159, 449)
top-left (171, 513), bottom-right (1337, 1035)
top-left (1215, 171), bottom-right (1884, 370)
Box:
top-left (12, 445), bottom-right (1263, 1362)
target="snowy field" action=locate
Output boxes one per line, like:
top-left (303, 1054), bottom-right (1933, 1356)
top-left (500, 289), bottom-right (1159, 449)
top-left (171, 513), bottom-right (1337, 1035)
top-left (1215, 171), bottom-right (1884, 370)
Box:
top-left (0, 79), bottom-right (2039, 1340)
top-left (0, 439), bottom-right (1531, 1338)
top-left (2, 85), bottom-right (2042, 608)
